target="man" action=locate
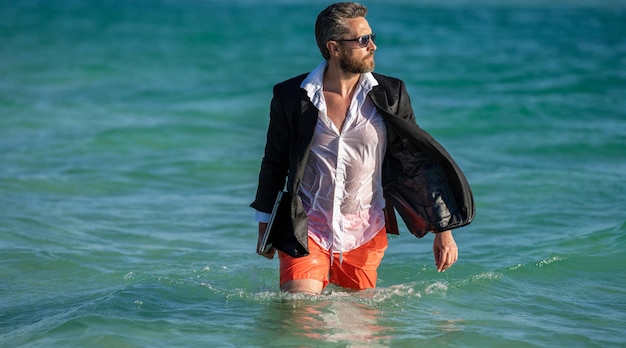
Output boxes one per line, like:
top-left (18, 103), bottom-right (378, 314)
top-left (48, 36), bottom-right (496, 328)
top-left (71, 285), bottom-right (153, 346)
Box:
top-left (251, 2), bottom-right (474, 294)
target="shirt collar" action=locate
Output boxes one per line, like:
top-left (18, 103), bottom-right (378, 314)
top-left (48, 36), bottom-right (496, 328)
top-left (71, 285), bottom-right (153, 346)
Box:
top-left (300, 61), bottom-right (379, 108)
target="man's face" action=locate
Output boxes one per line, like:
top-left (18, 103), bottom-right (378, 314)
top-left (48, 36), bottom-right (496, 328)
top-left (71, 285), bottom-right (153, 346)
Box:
top-left (337, 17), bottom-right (377, 74)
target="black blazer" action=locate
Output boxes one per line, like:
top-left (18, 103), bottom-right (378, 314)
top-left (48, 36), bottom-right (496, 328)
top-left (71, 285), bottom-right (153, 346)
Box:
top-left (251, 72), bottom-right (475, 257)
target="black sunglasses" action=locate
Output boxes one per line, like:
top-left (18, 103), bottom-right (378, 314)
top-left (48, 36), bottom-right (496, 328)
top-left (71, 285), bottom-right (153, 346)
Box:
top-left (336, 33), bottom-right (376, 48)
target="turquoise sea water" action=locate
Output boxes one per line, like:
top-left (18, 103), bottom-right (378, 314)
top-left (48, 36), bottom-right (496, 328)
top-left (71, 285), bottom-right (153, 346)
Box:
top-left (1, 0), bottom-right (625, 347)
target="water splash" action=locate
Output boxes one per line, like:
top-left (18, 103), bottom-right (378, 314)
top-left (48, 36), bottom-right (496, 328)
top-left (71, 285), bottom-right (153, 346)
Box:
top-left (536, 256), bottom-right (566, 267)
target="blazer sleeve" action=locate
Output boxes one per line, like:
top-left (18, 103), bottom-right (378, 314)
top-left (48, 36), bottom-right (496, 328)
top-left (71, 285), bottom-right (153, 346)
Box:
top-left (250, 85), bottom-right (291, 213)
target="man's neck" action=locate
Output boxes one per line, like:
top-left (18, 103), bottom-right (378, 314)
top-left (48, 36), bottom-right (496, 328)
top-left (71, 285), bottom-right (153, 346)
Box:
top-left (323, 61), bottom-right (361, 98)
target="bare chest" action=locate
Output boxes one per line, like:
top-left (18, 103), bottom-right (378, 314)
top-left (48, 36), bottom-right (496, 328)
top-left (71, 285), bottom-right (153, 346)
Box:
top-left (323, 91), bottom-right (351, 132)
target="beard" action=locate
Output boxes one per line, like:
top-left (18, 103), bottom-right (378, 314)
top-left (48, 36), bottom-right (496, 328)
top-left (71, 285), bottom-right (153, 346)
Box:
top-left (340, 52), bottom-right (375, 74)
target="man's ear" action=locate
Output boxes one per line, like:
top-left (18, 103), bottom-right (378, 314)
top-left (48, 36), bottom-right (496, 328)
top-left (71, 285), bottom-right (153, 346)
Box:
top-left (326, 41), bottom-right (341, 57)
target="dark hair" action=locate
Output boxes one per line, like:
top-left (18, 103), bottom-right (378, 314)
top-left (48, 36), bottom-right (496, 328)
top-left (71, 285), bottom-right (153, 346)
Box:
top-left (315, 2), bottom-right (368, 60)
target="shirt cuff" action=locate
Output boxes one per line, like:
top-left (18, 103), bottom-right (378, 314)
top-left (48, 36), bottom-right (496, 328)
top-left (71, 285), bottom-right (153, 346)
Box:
top-left (255, 210), bottom-right (271, 223)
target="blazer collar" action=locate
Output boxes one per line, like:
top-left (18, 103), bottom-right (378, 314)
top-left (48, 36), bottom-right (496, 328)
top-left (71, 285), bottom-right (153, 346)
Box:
top-left (367, 83), bottom-right (392, 116)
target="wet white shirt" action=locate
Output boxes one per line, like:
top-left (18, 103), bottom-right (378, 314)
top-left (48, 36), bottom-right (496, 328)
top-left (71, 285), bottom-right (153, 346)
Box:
top-left (298, 61), bottom-right (387, 253)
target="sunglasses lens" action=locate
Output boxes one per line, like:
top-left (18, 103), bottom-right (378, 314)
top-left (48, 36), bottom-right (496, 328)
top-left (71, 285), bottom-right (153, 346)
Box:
top-left (359, 36), bottom-right (369, 47)
top-left (358, 34), bottom-right (376, 47)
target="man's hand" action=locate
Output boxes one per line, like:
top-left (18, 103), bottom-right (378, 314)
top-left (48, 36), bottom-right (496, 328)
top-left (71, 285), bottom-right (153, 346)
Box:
top-left (256, 222), bottom-right (276, 259)
top-left (433, 230), bottom-right (458, 272)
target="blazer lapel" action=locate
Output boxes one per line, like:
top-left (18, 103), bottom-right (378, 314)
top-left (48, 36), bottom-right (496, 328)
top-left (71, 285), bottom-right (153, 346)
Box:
top-left (299, 96), bottom-right (318, 146)
top-left (291, 93), bottom-right (318, 193)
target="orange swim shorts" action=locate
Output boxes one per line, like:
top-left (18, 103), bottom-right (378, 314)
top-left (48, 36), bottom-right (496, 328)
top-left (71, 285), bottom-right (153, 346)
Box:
top-left (278, 227), bottom-right (388, 290)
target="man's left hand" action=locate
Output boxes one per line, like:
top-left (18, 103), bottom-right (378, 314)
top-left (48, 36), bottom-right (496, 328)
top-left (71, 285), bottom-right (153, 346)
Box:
top-left (433, 230), bottom-right (458, 272)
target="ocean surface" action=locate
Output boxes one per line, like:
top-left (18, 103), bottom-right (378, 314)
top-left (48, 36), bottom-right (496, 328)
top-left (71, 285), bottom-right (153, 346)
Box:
top-left (1, 0), bottom-right (625, 347)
